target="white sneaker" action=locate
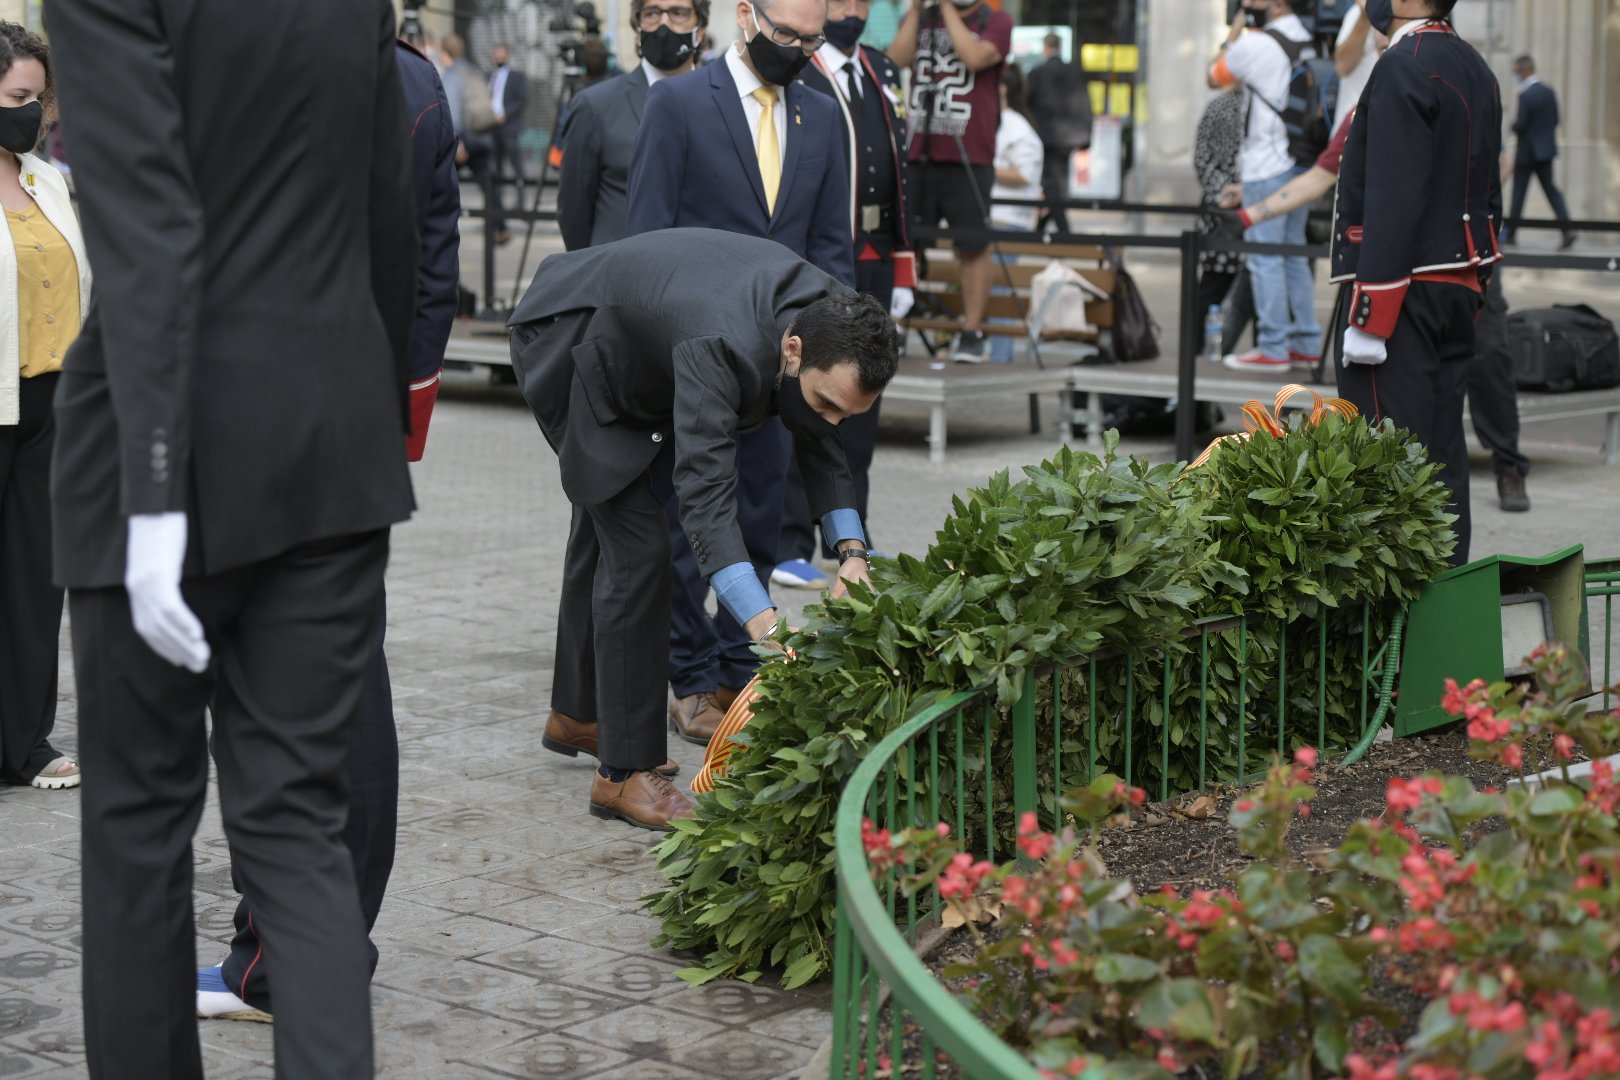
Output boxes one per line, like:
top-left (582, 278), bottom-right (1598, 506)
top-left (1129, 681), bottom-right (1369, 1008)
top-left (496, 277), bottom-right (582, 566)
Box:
top-left (197, 965), bottom-right (273, 1022)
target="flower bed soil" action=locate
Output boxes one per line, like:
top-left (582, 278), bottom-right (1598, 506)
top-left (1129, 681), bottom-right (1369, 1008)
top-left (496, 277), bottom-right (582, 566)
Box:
top-left (868, 726), bottom-right (1523, 1080)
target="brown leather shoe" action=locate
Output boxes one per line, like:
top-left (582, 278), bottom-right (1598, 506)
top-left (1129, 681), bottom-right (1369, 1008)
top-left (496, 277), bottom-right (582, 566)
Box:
top-left (714, 684), bottom-right (742, 712)
top-left (589, 769), bottom-right (693, 831)
top-left (542, 710), bottom-right (679, 778)
top-left (668, 693), bottom-right (724, 746)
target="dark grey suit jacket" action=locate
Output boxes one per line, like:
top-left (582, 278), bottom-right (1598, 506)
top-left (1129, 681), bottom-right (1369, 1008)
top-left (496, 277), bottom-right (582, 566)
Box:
top-left (46, 0), bottom-right (418, 588)
top-left (1512, 81), bottom-right (1559, 164)
top-left (557, 66), bottom-right (650, 250)
top-left (507, 229), bottom-right (854, 573)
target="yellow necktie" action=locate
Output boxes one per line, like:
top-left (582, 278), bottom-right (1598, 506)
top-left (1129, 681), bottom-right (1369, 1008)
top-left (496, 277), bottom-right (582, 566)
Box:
top-left (752, 85), bottom-right (781, 215)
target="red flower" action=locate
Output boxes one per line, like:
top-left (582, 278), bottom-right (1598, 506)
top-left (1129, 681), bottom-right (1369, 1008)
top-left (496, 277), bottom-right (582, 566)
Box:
top-left (1553, 733), bottom-right (1576, 761)
top-left (1386, 777), bottom-right (1424, 814)
top-left (1502, 743), bottom-right (1523, 769)
top-left (1294, 746), bottom-right (1318, 768)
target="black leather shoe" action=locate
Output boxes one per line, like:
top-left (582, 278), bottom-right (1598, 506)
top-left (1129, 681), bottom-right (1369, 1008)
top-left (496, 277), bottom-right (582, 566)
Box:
top-left (1497, 467), bottom-right (1531, 513)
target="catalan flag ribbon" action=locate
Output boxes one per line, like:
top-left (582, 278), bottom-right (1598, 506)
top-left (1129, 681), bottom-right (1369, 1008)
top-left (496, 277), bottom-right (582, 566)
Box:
top-left (691, 676), bottom-right (765, 795)
top-left (1187, 383), bottom-right (1358, 471)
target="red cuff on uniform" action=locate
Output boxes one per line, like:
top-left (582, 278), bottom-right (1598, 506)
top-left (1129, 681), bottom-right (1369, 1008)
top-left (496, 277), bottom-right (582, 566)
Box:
top-left (1236, 209), bottom-right (1254, 229)
top-left (405, 370), bottom-right (441, 463)
top-left (1348, 279), bottom-right (1409, 340)
top-left (892, 250), bottom-right (917, 289)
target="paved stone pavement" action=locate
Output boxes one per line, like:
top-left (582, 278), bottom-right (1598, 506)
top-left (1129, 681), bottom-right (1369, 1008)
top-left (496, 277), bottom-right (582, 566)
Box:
top-left (2, 220), bottom-right (1616, 1077)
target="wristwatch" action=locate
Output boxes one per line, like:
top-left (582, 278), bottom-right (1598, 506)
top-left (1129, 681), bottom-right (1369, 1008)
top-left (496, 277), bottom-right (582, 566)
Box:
top-left (837, 547), bottom-right (872, 564)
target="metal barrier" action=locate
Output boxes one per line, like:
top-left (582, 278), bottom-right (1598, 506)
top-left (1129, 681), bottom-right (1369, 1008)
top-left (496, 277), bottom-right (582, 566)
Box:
top-left (828, 603), bottom-right (1402, 1079)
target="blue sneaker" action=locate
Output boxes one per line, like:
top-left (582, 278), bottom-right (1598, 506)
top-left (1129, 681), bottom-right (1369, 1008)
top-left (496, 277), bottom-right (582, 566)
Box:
top-left (770, 559), bottom-right (829, 589)
top-left (197, 965), bottom-right (273, 1022)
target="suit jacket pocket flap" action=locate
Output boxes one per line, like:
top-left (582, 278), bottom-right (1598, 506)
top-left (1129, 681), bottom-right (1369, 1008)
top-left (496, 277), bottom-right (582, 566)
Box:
top-left (570, 337), bottom-right (621, 426)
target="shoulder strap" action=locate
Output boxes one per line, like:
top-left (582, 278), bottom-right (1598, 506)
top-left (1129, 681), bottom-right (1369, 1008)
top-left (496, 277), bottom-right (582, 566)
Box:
top-left (1262, 28), bottom-right (1305, 63)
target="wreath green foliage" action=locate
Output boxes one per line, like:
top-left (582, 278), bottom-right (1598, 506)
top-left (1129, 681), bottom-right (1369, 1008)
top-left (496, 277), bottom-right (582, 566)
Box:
top-left (647, 418), bottom-right (1454, 988)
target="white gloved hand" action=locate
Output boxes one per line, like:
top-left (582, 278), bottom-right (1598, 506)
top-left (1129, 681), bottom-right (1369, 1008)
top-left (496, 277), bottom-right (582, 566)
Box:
top-left (889, 286), bottom-right (915, 321)
top-left (1342, 325), bottom-right (1388, 366)
top-left (125, 512), bottom-right (211, 672)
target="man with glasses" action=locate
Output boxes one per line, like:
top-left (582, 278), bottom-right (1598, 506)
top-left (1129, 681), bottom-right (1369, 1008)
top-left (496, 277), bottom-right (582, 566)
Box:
top-left (625, 0), bottom-right (855, 751)
top-left (556, 0), bottom-right (710, 251)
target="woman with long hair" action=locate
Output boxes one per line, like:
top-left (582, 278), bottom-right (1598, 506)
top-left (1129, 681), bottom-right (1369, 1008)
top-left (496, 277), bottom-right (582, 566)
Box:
top-left (0, 21), bottom-right (90, 789)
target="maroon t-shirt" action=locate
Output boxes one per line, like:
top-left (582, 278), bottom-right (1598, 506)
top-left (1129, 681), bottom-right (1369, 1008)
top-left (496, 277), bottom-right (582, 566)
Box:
top-left (904, 4), bottom-right (1014, 166)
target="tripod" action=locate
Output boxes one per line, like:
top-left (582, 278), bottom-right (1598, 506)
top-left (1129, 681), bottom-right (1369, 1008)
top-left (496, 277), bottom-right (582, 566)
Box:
top-left (507, 62), bottom-right (584, 311)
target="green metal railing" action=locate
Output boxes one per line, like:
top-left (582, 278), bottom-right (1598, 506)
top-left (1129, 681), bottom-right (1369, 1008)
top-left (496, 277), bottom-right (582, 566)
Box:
top-left (1589, 559), bottom-right (1619, 713)
top-left (829, 603), bottom-right (1402, 1079)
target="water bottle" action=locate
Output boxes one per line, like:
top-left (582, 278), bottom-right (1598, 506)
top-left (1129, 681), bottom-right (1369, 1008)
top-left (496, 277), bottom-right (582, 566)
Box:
top-left (1203, 305), bottom-right (1224, 364)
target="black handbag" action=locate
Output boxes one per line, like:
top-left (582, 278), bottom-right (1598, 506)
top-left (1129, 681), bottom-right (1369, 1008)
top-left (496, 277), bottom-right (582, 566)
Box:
top-left (1108, 251), bottom-right (1160, 362)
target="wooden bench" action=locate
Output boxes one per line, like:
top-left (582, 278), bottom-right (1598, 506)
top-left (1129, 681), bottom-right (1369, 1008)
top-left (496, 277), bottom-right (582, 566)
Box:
top-left (905, 241), bottom-right (1116, 365)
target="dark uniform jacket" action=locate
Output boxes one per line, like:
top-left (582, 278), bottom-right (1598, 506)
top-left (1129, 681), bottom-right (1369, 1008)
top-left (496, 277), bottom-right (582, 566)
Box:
top-left (557, 65), bottom-right (649, 250)
top-left (801, 45), bottom-right (916, 288)
top-left (397, 38), bottom-right (461, 460)
top-left (506, 229), bottom-right (855, 574)
top-left (1328, 23), bottom-right (1502, 339)
top-left (47, 0), bottom-right (418, 589)
top-left (1511, 80), bottom-right (1559, 165)
top-left (624, 54), bottom-right (856, 288)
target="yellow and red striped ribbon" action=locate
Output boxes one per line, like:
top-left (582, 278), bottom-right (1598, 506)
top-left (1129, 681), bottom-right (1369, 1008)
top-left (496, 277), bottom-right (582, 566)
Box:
top-left (1187, 383), bottom-right (1358, 470)
top-left (691, 676), bottom-right (765, 795)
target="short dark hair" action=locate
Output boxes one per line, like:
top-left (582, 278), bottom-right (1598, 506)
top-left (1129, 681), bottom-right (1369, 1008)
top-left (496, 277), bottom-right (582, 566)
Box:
top-left (0, 21), bottom-right (53, 119)
top-left (1513, 53), bottom-right (1535, 70)
top-left (1427, 0), bottom-right (1458, 15)
top-left (1043, 32), bottom-right (1061, 50)
top-left (790, 292), bottom-right (898, 394)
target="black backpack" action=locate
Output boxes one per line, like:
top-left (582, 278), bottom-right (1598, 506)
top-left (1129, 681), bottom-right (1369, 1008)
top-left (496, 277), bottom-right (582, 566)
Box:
top-left (1253, 29), bottom-right (1336, 168)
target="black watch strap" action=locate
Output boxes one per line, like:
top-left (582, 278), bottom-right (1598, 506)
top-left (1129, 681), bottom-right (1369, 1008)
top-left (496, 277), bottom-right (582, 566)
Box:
top-left (837, 547), bottom-right (871, 564)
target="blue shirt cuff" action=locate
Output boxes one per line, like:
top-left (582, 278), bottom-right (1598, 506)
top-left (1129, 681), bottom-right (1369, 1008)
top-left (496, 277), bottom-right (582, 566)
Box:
top-left (712, 561), bottom-right (774, 627)
top-left (821, 508), bottom-right (867, 549)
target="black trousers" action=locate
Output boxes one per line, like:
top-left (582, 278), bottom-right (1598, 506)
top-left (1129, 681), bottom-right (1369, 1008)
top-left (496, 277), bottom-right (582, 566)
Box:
top-left (1466, 273), bottom-right (1530, 477)
top-left (553, 462), bottom-right (673, 770)
top-left (490, 121), bottom-right (525, 224)
top-left (780, 258), bottom-right (893, 561)
top-left (221, 597), bottom-right (398, 1011)
top-left (0, 371), bottom-right (66, 784)
top-left (72, 529), bottom-right (389, 1080)
top-left (664, 419), bottom-right (786, 698)
top-left (1508, 158), bottom-right (1571, 230)
top-left (1038, 148), bottom-right (1077, 235)
top-left (1335, 281), bottom-right (1478, 565)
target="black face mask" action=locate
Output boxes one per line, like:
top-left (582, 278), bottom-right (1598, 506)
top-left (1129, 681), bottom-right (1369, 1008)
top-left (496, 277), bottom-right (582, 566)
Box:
top-left (1363, 0), bottom-right (1396, 34)
top-left (746, 11), bottom-right (814, 86)
top-left (641, 25), bottom-right (697, 71)
top-left (775, 374), bottom-right (837, 438)
top-left (823, 15), bottom-right (866, 51)
top-left (0, 100), bottom-right (43, 155)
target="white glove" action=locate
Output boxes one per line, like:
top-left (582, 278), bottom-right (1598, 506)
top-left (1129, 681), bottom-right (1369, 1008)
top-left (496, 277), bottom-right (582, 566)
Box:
top-left (889, 286), bottom-right (915, 321)
top-left (125, 512), bottom-right (211, 673)
top-left (1342, 325), bottom-right (1388, 366)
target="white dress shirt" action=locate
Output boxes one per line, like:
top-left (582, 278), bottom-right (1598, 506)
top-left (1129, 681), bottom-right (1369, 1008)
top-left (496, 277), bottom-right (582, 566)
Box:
top-left (815, 41), bottom-right (863, 101)
top-left (641, 57), bottom-right (673, 85)
top-left (725, 45), bottom-right (788, 170)
top-left (491, 65), bottom-right (509, 116)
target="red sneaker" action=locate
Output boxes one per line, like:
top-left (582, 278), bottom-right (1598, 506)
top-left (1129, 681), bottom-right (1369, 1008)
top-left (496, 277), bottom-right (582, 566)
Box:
top-left (1289, 350), bottom-right (1321, 371)
top-left (1222, 350), bottom-right (1291, 372)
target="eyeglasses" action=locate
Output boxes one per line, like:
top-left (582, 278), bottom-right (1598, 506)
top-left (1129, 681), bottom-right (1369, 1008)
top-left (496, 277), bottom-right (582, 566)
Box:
top-left (752, 4), bottom-right (825, 53)
top-left (637, 4), bottom-right (698, 30)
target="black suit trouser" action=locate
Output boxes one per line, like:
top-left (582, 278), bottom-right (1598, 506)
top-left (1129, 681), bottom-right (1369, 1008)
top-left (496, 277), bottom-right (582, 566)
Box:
top-left (1335, 281), bottom-right (1477, 566)
top-left (220, 596), bottom-right (398, 1011)
top-left (780, 258), bottom-right (892, 561)
top-left (1039, 148), bottom-right (1076, 235)
top-left (72, 529), bottom-right (388, 1080)
top-left (552, 462), bottom-right (673, 769)
top-left (664, 420), bottom-right (787, 699)
top-left (1466, 273), bottom-right (1530, 478)
top-left (0, 372), bottom-right (66, 784)
top-left (1509, 158), bottom-right (1571, 229)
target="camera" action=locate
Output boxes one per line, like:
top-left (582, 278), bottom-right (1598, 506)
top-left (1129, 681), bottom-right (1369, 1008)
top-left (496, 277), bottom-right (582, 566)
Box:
top-left (551, 1), bottom-right (603, 67)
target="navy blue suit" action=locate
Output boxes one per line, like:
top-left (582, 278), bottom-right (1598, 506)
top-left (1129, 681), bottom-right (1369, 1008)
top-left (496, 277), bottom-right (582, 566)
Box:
top-left (625, 56), bottom-right (855, 287)
top-left (624, 52), bottom-right (854, 700)
top-left (1507, 79), bottom-right (1571, 234)
top-left (218, 39), bottom-right (461, 1017)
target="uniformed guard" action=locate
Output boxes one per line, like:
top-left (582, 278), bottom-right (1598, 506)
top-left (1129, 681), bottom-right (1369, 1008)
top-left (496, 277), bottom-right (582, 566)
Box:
top-left (776, 0), bottom-right (915, 586)
top-left (1330, 0), bottom-right (1502, 565)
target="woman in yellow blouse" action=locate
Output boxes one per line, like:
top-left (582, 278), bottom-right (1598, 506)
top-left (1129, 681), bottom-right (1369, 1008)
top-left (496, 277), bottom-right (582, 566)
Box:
top-left (0, 23), bottom-right (90, 790)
